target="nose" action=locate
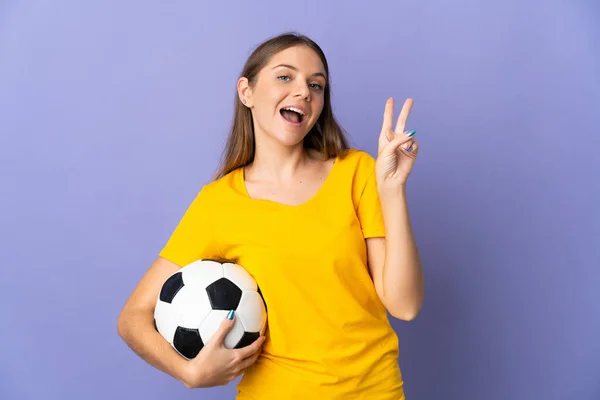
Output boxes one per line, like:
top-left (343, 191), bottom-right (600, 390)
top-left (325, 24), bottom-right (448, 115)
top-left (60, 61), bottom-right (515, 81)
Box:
top-left (293, 80), bottom-right (311, 100)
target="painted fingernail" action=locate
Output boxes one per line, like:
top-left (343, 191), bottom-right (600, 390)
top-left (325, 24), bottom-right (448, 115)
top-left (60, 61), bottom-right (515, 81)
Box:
top-left (407, 146), bottom-right (413, 152)
top-left (406, 130), bottom-right (416, 137)
top-left (227, 310), bottom-right (235, 320)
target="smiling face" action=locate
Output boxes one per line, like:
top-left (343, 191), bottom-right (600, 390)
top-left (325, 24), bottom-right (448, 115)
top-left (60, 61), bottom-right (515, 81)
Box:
top-left (239, 45), bottom-right (327, 148)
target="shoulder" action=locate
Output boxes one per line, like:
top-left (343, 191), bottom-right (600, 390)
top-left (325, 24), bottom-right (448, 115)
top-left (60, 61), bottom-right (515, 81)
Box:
top-left (337, 148), bottom-right (377, 177)
top-left (195, 167), bottom-right (243, 203)
top-left (334, 149), bottom-right (379, 205)
top-left (324, 149), bottom-right (378, 202)
top-left (339, 148), bottom-right (376, 165)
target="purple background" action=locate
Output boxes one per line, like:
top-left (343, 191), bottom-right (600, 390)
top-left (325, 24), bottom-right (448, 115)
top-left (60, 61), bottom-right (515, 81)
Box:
top-left (1, 1), bottom-right (599, 399)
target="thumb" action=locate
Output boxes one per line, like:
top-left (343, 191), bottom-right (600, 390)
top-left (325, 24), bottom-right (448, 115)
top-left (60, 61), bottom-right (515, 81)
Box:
top-left (210, 310), bottom-right (236, 346)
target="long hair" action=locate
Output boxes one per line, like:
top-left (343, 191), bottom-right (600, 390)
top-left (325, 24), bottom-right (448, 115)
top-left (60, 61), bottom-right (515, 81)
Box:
top-left (213, 32), bottom-right (350, 180)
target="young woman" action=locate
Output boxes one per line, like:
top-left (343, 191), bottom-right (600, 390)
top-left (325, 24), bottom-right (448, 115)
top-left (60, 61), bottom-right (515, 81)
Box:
top-left (117, 32), bottom-right (423, 400)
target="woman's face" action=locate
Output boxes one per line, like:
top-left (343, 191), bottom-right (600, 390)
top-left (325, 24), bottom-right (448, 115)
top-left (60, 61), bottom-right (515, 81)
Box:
top-left (240, 45), bottom-right (327, 148)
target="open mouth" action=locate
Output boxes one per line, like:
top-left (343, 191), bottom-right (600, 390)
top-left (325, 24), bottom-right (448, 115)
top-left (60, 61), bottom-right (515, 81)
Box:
top-left (280, 107), bottom-right (306, 124)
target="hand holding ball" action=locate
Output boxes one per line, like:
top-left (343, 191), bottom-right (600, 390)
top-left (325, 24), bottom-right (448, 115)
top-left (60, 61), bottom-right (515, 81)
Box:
top-left (154, 259), bottom-right (268, 360)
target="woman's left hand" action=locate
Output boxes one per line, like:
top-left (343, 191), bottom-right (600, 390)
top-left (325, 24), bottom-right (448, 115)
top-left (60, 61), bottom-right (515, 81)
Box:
top-left (376, 97), bottom-right (419, 190)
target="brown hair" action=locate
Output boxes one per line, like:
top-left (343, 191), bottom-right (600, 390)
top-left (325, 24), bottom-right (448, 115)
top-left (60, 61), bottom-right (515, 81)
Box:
top-left (213, 32), bottom-right (350, 180)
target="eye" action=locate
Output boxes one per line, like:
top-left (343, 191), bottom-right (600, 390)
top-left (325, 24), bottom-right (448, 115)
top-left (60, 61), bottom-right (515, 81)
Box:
top-left (309, 83), bottom-right (324, 91)
top-left (277, 75), bottom-right (290, 82)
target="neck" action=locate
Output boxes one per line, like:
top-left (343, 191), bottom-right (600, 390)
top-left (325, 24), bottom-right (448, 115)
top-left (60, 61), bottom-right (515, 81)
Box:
top-left (246, 134), bottom-right (310, 182)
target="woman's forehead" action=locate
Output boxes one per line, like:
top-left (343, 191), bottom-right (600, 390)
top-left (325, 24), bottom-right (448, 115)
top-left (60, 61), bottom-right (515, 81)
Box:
top-left (266, 46), bottom-right (326, 76)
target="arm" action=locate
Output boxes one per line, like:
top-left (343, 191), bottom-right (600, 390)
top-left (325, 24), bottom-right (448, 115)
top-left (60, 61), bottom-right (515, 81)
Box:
top-left (366, 185), bottom-right (424, 321)
top-left (368, 97), bottom-right (423, 321)
top-left (117, 257), bottom-right (192, 385)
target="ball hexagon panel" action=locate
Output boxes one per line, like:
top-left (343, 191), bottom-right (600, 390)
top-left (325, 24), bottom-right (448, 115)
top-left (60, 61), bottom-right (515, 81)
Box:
top-left (154, 298), bottom-right (179, 341)
top-left (223, 262), bottom-right (257, 291)
top-left (237, 291), bottom-right (267, 333)
top-left (199, 309), bottom-right (246, 349)
top-left (170, 283), bottom-right (212, 328)
top-left (181, 259), bottom-right (224, 289)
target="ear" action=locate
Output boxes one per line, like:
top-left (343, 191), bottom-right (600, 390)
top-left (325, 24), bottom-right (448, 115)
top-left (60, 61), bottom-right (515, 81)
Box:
top-left (237, 77), bottom-right (253, 107)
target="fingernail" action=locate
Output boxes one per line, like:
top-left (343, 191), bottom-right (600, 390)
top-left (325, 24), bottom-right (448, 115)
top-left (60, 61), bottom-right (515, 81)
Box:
top-left (227, 310), bottom-right (235, 320)
top-left (407, 146), bottom-right (413, 152)
top-left (406, 130), bottom-right (416, 138)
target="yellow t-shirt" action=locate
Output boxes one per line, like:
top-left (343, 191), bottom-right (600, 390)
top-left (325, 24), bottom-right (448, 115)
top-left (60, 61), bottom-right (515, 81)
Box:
top-left (159, 149), bottom-right (405, 400)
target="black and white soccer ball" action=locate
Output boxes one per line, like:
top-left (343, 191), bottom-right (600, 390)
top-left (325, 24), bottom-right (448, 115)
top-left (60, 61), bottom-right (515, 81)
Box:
top-left (153, 259), bottom-right (267, 360)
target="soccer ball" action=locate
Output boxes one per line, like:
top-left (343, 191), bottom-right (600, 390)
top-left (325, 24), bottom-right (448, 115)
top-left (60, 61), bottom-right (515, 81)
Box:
top-left (153, 259), bottom-right (267, 360)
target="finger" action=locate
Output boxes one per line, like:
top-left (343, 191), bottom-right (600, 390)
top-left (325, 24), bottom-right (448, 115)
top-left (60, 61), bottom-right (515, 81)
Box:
top-left (394, 98), bottom-right (413, 135)
top-left (380, 98), bottom-right (394, 141)
top-left (399, 130), bottom-right (416, 150)
top-left (381, 136), bottom-right (406, 158)
top-left (402, 140), bottom-right (419, 156)
top-left (382, 132), bottom-right (413, 157)
top-left (238, 349), bottom-right (261, 370)
top-left (210, 310), bottom-right (236, 346)
top-left (392, 130), bottom-right (416, 149)
top-left (235, 335), bottom-right (265, 359)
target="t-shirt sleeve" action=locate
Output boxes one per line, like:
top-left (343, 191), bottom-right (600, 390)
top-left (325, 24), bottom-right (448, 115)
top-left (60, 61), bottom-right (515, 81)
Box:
top-left (356, 155), bottom-right (386, 239)
top-left (159, 187), bottom-right (222, 267)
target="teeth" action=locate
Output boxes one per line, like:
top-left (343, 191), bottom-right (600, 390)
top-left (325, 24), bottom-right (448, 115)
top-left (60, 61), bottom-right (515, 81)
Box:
top-left (282, 107), bottom-right (305, 116)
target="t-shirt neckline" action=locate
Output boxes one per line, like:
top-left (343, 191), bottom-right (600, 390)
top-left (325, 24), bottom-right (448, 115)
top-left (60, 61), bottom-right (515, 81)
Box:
top-left (237, 154), bottom-right (340, 208)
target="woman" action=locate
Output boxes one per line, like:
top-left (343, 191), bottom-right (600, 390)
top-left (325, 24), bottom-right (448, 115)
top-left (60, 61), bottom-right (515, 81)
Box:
top-left (117, 32), bottom-right (423, 399)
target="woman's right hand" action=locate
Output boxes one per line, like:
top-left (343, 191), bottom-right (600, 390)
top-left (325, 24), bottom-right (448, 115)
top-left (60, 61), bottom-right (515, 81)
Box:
top-left (182, 311), bottom-right (266, 388)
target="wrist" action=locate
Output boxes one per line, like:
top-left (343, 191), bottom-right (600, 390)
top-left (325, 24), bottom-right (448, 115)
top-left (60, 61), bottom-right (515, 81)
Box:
top-left (377, 182), bottom-right (407, 201)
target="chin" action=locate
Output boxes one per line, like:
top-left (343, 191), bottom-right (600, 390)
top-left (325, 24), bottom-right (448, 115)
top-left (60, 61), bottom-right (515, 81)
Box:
top-left (271, 123), bottom-right (312, 147)
top-left (275, 132), bottom-right (307, 147)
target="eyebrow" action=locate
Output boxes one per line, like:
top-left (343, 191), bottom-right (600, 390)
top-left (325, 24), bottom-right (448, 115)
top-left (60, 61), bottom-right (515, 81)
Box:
top-left (272, 64), bottom-right (327, 80)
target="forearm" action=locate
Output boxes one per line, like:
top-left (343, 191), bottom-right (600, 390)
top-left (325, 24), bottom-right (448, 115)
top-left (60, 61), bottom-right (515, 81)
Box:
top-left (379, 186), bottom-right (424, 320)
top-left (117, 310), bottom-right (192, 385)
